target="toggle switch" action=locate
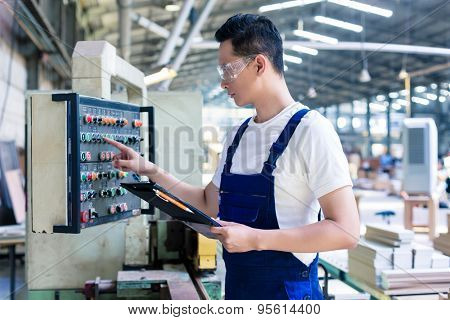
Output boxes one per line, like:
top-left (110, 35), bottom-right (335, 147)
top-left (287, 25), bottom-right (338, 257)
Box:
top-left (89, 208), bottom-right (98, 218)
top-left (108, 170), bottom-right (117, 179)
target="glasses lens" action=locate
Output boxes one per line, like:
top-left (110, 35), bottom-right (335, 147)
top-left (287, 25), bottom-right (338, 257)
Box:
top-left (217, 56), bottom-right (254, 82)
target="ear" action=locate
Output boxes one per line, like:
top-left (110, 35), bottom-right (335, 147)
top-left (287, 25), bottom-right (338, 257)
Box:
top-left (254, 54), bottom-right (267, 76)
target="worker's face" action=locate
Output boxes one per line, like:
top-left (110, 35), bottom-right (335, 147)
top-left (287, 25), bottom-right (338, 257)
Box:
top-left (218, 40), bottom-right (259, 107)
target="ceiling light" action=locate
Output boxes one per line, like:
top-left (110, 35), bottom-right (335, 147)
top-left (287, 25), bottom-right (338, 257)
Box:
top-left (291, 45), bottom-right (318, 56)
top-left (314, 16), bottom-right (363, 32)
top-left (165, 4), bottom-right (181, 12)
top-left (352, 117), bottom-right (361, 129)
top-left (398, 68), bottom-right (408, 80)
top-left (293, 30), bottom-right (338, 44)
top-left (430, 83), bottom-right (437, 89)
top-left (414, 86), bottom-right (427, 93)
top-left (426, 93), bottom-right (437, 101)
top-left (259, 0), bottom-right (322, 12)
top-left (395, 99), bottom-right (408, 106)
top-left (376, 95), bottom-right (385, 101)
top-left (144, 67), bottom-right (177, 86)
top-left (328, 0), bottom-right (393, 18)
top-left (307, 86), bottom-right (317, 98)
top-left (283, 54), bottom-right (303, 64)
top-left (439, 96), bottom-right (446, 103)
top-left (359, 68), bottom-right (371, 83)
top-left (337, 117), bottom-right (347, 129)
top-left (411, 96), bottom-right (429, 105)
top-left (389, 92), bottom-right (399, 99)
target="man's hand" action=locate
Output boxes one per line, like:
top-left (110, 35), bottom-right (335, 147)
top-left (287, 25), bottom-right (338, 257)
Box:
top-left (210, 220), bottom-right (261, 253)
top-left (104, 137), bottom-right (155, 175)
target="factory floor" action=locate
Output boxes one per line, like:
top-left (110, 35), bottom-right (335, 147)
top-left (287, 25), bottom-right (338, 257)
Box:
top-left (1, 189), bottom-right (448, 300)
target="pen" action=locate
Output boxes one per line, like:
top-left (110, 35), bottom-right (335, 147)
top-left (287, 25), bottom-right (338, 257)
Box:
top-left (154, 189), bottom-right (194, 213)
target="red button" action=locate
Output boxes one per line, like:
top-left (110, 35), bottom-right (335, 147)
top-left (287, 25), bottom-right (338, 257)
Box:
top-left (80, 210), bottom-right (89, 223)
top-left (84, 114), bottom-right (93, 123)
top-left (87, 172), bottom-right (92, 181)
top-left (85, 152), bottom-right (92, 161)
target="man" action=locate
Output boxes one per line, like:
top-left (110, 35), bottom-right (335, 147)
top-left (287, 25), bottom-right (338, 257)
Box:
top-left (106, 14), bottom-right (359, 300)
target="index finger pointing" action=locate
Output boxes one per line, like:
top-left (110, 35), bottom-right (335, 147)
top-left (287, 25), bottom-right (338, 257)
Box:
top-left (104, 137), bottom-right (128, 152)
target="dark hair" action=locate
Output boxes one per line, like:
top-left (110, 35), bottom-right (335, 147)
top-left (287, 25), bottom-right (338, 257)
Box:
top-left (215, 13), bottom-right (284, 76)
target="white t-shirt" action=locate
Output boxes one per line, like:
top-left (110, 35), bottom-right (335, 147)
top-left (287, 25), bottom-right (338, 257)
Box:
top-left (212, 102), bottom-right (353, 266)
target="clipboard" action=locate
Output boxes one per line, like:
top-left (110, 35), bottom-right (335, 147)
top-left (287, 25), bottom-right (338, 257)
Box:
top-left (121, 181), bottom-right (221, 239)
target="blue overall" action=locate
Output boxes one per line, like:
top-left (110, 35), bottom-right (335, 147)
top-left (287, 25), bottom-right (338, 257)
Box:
top-left (218, 109), bottom-right (323, 300)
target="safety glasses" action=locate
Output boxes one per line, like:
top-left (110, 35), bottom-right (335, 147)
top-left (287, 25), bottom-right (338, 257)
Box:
top-left (217, 55), bottom-right (256, 83)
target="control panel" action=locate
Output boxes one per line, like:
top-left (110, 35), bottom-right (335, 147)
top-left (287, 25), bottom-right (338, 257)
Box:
top-left (50, 93), bottom-right (153, 233)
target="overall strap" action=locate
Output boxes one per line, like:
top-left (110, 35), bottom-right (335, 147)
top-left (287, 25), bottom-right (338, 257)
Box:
top-left (223, 117), bottom-right (252, 174)
top-left (262, 108), bottom-right (310, 176)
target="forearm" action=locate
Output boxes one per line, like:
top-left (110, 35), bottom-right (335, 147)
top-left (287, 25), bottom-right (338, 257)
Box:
top-left (256, 219), bottom-right (359, 253)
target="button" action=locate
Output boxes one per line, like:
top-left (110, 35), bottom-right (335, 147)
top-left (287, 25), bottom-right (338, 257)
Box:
top-left (84, 114), bottom-right (93, 123)
top-left (132, 119), bottom-right (142, 128)
top-left (116, 205), bottom-right (122, 213)
top-left (105, 152), bottom-right (111, 161)
top-left (80, 172), bottom-right (87, 182)
top-left (118, 171), bottom-right (128, 179)
top-left (99, 190), bottom-right (108, 198)
top-left (80, 193), bottom-right (85, 202)
top-left (91, 172), bottom-right (98, 181)
top-left (80, 210), bottom-right (89, 223)
top-left (99, 152), bottom-right (106, 161)
top-left (85, 152), bottom-right (92, 161)
top-left (87, 172), bottom-right (92, 181)
top-left (86, 133), bottom-right (92, 142)
top-left (120, 203), bottom-right (128, 211)
top-left (123, 119), bottom-right (129, 126)
top-left (109, 205), bottom-right (116, 214)
top-left (81, 133), bottom-right (86, 142)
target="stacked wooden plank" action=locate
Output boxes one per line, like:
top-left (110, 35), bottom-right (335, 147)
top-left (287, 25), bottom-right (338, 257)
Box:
top-left (431, 253), bottom-right (450, 269)
top-left (365, 224), bottom-right (414, 247)
top-left (381, 268), bottom-right (450, 291)
top-left (349, 223), bottom-right (450, 292)
top-left (412, 243), bottom-right (434, 268)
top-left (348, 239), bottom-right (413, 286)
top-left (433, 213), bottom-right (450, 256)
